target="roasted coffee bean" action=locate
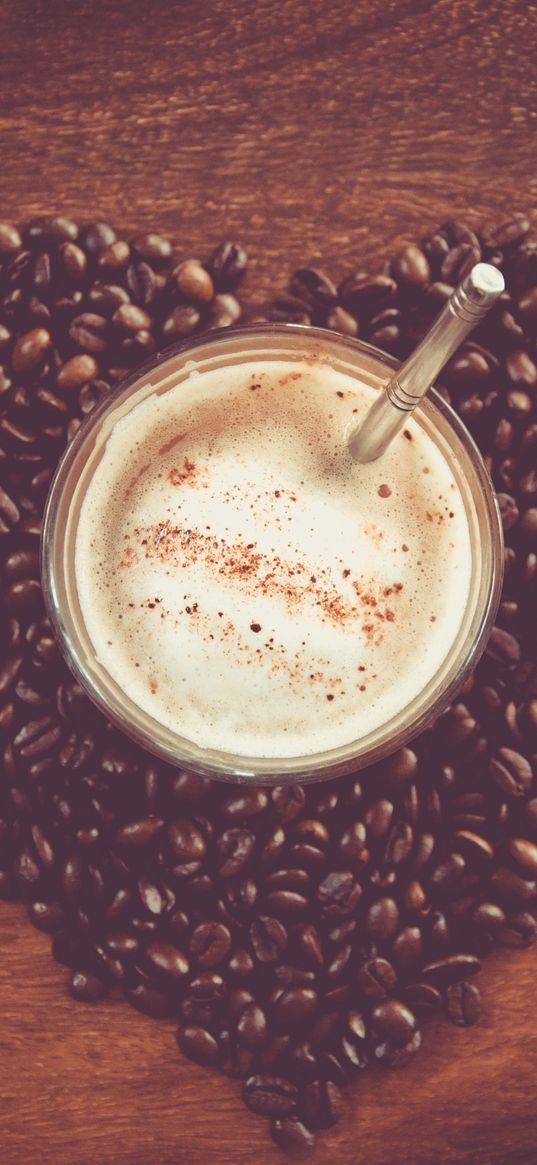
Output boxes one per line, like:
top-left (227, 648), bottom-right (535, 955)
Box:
top-left (317, 871), bottom-right (361, 916)
top-left (326, 304), bottom-right (359, 336)
top-left (301, 1078), bottom-right (342, 1129)
top-left (392, 927), bottom-right (423, 976)
top-left (116, 816), bottom-right (164, 848)
top-left (273, 987), bottom-right (318, 1031)
top-left (472, 903), bottom-right (506, 934)
top-left (243, 1074), bottom-right (298, 1117)
top-left (209, 242), bottom-right (247, 290)
top-left (289, 267), bottom-right (338, 308)
top-left (236, 1003), bottom-right (268, 1049)
top-left (28, 900), bottom-right (66, 933)
top-left (69, 313), bottom-right (108, 354)
top-left (69, 971), bottom-right (109, 1003)
top-left (190, 921), bottom-right (231, 967)
top-left (489, 748), bottom-right (533, 796)
top-left (358, 957), bottom-right (397, 999)
top-left (222, 788), bottom-right (268, 820)
top-left (125, 982), bottom-right (172, 1018)
top-left (112, 303), bottom-right (152, 333)
top-left (269, 294), bottom-right (311, 324)
top-left (486, 628), bottom-right (521, 669)
top-left (271, 785), bottom-right (306, 822)
top-left (391, 244), bottom-right (431, 287)
top-left (374, 1029), bottom-right (422, 1069)
top-left (176, 1025), bottom-right (221, 1066)
top-left (161, 304), bottom-right (201, 339)
top-left (250, 916), bottom-right (288, 963)
top-left (421, 954), bottom-right (481, 986)
top-left (0, 222), bottom-right (22, 252)
top-left (371, 999), bottom-right (417, 1044)
top-left (491, 866), bottom-right (536, 903)
top-left (271, 1115), bottom-right (315, 1152)
top-left (338, 273), bottom-right (397, 315)
top-left (497, 911), bottom-right (537, 948)
top-left (11, 327), bottom-right (51, 373)
top-left (144, 942), bottom-right (189, 980)
top-left (217, 828), bottom-right (255, 877)
top-left (402, 982), bottom-right (442, 1014)
top-left (173, 259), bottom-right (214, 304)
top-left (446, 980), bottom-right (481, 1026)
top-left (366, 896), bottom-right (400, 941)
top-left (167, 818), bottom-right (206, 862)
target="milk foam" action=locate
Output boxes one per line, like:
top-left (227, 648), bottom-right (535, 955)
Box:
top-left (74, 358), bottom-right (472, 758)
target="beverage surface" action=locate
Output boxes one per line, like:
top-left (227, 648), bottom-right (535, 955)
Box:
top-left (74, 357), bottom-right (472, 758)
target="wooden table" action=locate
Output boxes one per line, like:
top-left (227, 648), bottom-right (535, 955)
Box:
top-left (1, 1), bottom-right (536, 1161)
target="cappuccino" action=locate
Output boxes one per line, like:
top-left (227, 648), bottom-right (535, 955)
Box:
top-left (74, 355), bottom-right (472, 759)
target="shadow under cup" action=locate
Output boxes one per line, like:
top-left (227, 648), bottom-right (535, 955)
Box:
top-left (41, 325), bottom-right (504, 785)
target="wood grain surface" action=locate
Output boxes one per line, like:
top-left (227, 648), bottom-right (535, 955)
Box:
top-left (1, 1), bottom-right (537, 1162)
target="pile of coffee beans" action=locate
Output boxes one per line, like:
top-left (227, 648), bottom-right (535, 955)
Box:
top-left (1, 213), bottom-right (536, 1153)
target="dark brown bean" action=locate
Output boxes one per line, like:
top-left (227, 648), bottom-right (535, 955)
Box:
top-left (243, 1074), bottom-right (298, 1117)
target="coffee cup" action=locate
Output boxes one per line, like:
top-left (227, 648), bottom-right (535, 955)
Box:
top-left (41, 325), bottom-right (503, 783)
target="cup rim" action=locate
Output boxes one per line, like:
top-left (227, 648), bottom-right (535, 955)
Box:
top-left (41, 323), bottom-right (504, 784)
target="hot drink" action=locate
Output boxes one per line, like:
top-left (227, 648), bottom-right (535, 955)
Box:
top-left (43, 327), bottom-right (502, 778)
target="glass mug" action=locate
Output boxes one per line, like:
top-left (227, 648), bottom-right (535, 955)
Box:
top-left (41, 325), bottom-right (503, 784)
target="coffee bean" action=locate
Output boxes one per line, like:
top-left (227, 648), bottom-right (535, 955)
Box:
top-left (173, 259), bottom-right (214, 305)
top-left (358, 957), bottom-right (397, 999)
top-left (489, 748), bottom-right (533, 796)
top-left (392, 927), bottom-right (423, 976)
top-left (116, 815), bottom-right (164, 848)
top-left (235, 1003), bottom-right (268, 1049)
top-left (366, 896), bottom-right (400, 942)
top-left (374, 1029), bottom-right (422, 1069)
top-left (371, 999), bottom-right (417, 1044)
top-left (176, 1024), bottom-right (221, 1067)
top-left (11, 328), bottom-right (51, 373)
top-left (217, 828), bottom-right (255, 877)
top-left (209, 242), bottom-right (247, 290)
top-left (421, 954), bottom-right (481, 986)
top-left (270, 1116), bottom-right (315, 1152)
top-left (441, 241), bottom-right (481, 284)
top-left (250, 916), bottom-right (288, 963)
top-left (273, 987), bottom-right (318, 1031)
top-left (326, 305), bottom-right (359, 336)
top-left (338, 273), bottom-right (397, 315)
top-left (497, 911), bottom-right (537, 948)
top-left (445, 979), bottom-right (481, 1026)
top-left (517, 286), bottom-right (537, 332)
top-left (161, 304), bottom-right (201, 339)
top-left (403, 982), bottom-right (442, 1014)
top-left (289, 267), bottom-right (338, 308)
top-left (69, 313), bottom-right (108, 354)
top-left (271, 785), bottom-right (306, 822)
top-left (69, 971), bottom-right (109, 1003)
top-left (487, 627), bottom-right (522, 670)
top-left (167, 818), bottom-right (206, 862)
top-left (491, 866), bottom-right (536, 904)
top-left (125, 982), bottom-right (172, 1018)
top-left (28, 900), bottom-right (66, 933)
top-left (112, 303), bottom-right (152, 333)
top-left (190, 921), bottom-right (231, 967)
top-left (391, 244), bottom-right (431, 287)
top-left (0, 222), bottom-right (22, 253)
top-left (317, 871), bottom-right (361, 916)
top-left (145, 942), bottom-right (189, 980)
top-left (301, 1078), bottom-right (342, 1129)
top-left (243, 1074), bottom-right (298, 1117)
